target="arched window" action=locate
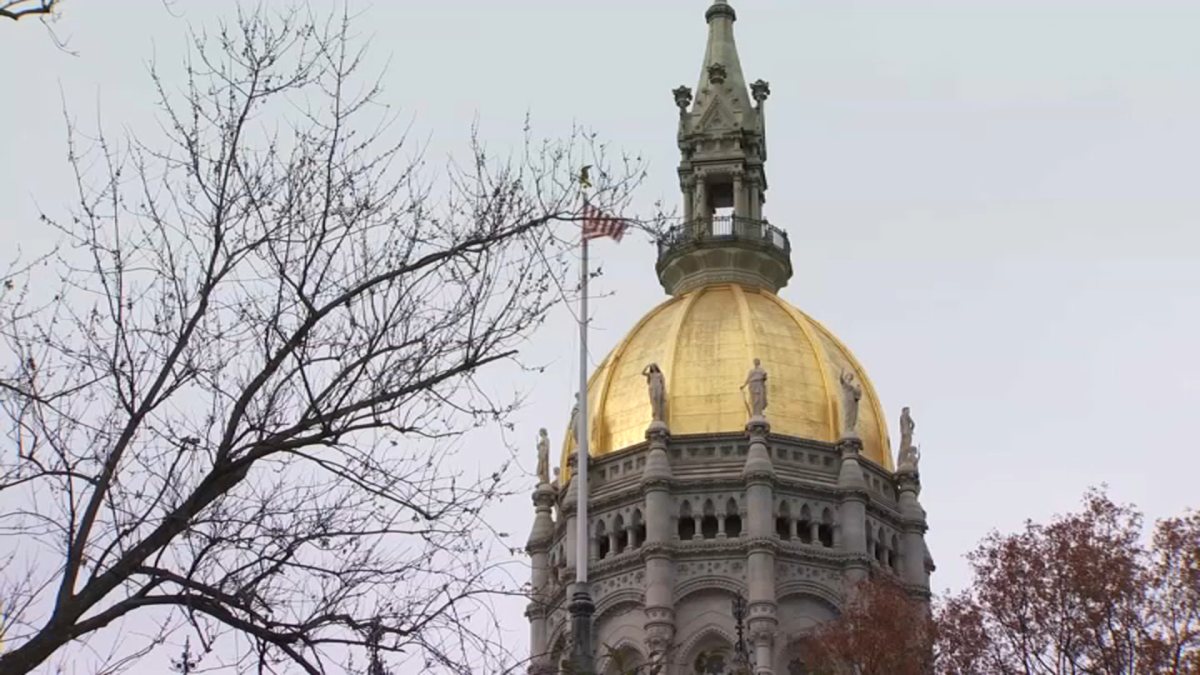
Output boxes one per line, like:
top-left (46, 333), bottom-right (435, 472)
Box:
top-left (776, 501), bottom-right (792, 540)
top-left (701, 499), bottom-right (720, 539)
top-left (596, 520), bottom-right (610, 560)
top-left (724, 498), bottom-right (742, 538)
top-left (632, 509), bottom-right (646, 549)
top-left (798, 504), bottom-right (814, 544)
top-left (890, 534), bottom-right (901, 571)
top-left (818, 508), bottom-right (835, 548)
top-left (876, 526), bottom-right (888, 565)
top-left (603, 645), bottom-right (645, 674)
top-left (614, 514), bottom-right (628, 555)
top-left (678, 500), bottom-right (696, 540)
top-left (787, 657), bottom-right (813, 675)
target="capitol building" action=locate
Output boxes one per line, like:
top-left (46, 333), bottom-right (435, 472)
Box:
top-left (525, 2), bottom-right (933, 673)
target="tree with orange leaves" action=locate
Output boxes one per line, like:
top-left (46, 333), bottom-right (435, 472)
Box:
top-left (802, 489), bottom-right (1198, 675)
top-left (939, 489), bottom-right (1199, 674)
top-left (799, 572), bottom-right (935, 675)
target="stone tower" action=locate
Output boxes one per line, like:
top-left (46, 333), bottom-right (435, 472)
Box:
top-left (525, 3), bottom-right (933, 673)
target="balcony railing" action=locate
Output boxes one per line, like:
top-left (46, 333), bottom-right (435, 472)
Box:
top-left (656, 216), bottom-right (791, 260)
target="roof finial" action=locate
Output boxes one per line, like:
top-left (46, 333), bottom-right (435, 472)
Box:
top-left (706, 0), bottom-right (736, 22)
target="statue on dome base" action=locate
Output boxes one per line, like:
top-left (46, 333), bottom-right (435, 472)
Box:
top-left (896, 406), bottom-right (921, 472)
top-left (839, 369), bottom-right (862, 438)
top-left (643, 363), bottom-right (667, 424)
top-left (741, 357), bottom-right (769, 419)
top-left (536, 428), bottom-right (550, 485)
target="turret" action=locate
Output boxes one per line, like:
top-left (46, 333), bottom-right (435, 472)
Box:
top-left (658, 0), bottom-right (791, 297)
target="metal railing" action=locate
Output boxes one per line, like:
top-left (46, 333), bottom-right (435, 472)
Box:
top-left (656, 216), bottom-right (790, 259)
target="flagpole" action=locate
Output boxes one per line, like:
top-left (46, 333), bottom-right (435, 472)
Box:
top-left (576, 228), bottom-right (590, 584)
top-left (569, 193), bottom-right (596, 674)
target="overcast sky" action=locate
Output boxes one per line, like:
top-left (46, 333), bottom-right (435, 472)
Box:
top-left (3, 0), bottom-right (1200, 672)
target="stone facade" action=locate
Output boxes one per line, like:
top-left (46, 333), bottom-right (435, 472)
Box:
top-left (526, 424), bottom-right (932, 674)
top-left (525, 3), bottom-right (934, 673)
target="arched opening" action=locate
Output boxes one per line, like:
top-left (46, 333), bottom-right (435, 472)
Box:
top-left (776, 501), bottom-right (792, 540)
top-left (818, 508), bottom-right (835, 548)
top-left (679, 501), bottom-right (696, 541)
top-left (875, 526), bottom-right (888, 565)
top-left (724, 498), bottom-right (742, 538)
top-left (701, 499), bottom-right (720, 539)
top-left (603, 645), bottom-right (646, 675)
top-left (889, 534), bottom-right (901, 571)
top-left (614, 514), bottom-right (628, 555)
top-left (596, 520), bottom-right (610, 560)
top-left (632, 509), bottom-right (646, 549)
top-left (798, 504), bottom-right (814, 544)
top-left (687, 633), bottom-right (736, 675)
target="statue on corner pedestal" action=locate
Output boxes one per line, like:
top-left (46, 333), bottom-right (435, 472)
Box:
top-left (643, 363), bottom-right (667, 424)
top-left (898, 407), bottom-right (921, 472)
top-left (839, 370), bottom-right (862, 437)
top-left (741, 358), bottom-right (769, 418)
top-left (536, 428), bottom-right (550, 485)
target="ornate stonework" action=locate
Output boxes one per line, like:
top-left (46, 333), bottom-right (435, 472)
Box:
top-left (525, 2), bottom-right (934, 673)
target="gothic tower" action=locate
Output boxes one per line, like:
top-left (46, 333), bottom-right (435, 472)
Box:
top-left (526, 3), bottom-right (933, 673)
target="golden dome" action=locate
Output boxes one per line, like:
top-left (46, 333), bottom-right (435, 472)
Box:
top-left (561, 283), bottom-right (892, 472)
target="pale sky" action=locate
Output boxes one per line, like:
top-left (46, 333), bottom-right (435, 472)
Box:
top-left (3, 1), bottom-right (1200, 672)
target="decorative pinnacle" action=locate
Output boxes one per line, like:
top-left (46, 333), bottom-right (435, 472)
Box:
top-left (706, 0), bottom-right (737, 22)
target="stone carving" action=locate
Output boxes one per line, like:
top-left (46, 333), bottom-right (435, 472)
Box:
top-left (643, 363), bottom-right (667, 423)
top-left (551, 466), bottom-right (561, 492)
top-left (898, 407), bottom-right (922, 472)
top-left (673, 85), bottom-right (693, 112)
top-left (899, 406), bottom-right (915, 454)
top-left (899, 444), bottom-right (922, 474)
top-left (741, 358), bottom-right (768, 418)
top-left (839, 370), bottom-right (862, 437)
top-left (751, 78), bottom-right (771, 103)
top-left (707, 62), bottom-right (728, 84)
top-left (536, 428), bottom-right (550, 485)
top-left (567, 393), bottom-right (580, 445)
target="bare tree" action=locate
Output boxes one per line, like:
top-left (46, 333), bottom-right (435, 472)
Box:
top-left (0, 6), bottom-right (644, 674)
top-left (0, 0), bottom-right (57, 21)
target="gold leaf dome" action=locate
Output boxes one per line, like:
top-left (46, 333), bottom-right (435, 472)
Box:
top-left (561, 283), bottom-right (892, 472)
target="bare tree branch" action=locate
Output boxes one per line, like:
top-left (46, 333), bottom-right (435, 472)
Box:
top-left (0, 0), bottom-right (57, 21)
top-left (0, 5), bottom-right (646, 674)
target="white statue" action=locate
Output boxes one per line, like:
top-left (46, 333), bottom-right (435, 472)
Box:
top-left (899, 406), bottom-right (915, 452)
top-left (839, 370), bottom-right (862, 436)
top-left (643, 363), bottom-right (667, 423)
top-left (567, 393), bottom-right (580, 445)
top-left (536, 428), bottom-right (550, 485)
top-left (899, 444), bottom-right (922, 473)
top-left (741, 358), bottom-right (768, 418)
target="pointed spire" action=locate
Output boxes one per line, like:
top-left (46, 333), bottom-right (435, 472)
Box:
top-left (695, 0), bottom-right (751, 122)
top-left (659, 1), bottom-right (789, 297)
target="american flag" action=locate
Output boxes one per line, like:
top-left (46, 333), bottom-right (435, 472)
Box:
top-left (581, 201), bottom-right (627, 242)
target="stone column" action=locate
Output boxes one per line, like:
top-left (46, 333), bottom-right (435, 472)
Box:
top-left (561, 457), bottom-right (578, 579)
top-left (733, 170), bottom-right (746, 219)
top-left (641, 422), bottom-right (676, 667)
top-left (694, 176), bottom-right (709, 227)
top-left (748, 177), bottom-right (762, 221)
top-left (743, 417), bottom-right (778, 674)
top-left (897, 470), bottom-right (930, 588)
top-left (837, 437), bottom-right (870, 586)
top-left (682, 175), bottom-right (696, 224)
top-left (525, 483), bottom-right (557, 674)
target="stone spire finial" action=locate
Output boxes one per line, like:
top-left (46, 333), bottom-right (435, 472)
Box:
top-left (658, 0), bottom-right (792, 297)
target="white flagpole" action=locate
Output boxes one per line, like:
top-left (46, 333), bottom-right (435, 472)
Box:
top-left (568, 193), bottom-right (597, 673)
top-left (575, 214), bottom-right (590, 586)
